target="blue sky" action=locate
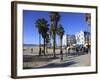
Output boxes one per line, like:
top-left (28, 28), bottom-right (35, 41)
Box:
top-left (23, 10), bottom-right (89, 44)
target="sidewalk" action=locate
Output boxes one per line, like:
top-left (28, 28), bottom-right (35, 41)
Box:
top-left (23, 52), bottom-right (91, 69)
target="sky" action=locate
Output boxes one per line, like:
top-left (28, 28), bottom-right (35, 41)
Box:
top-left (23, 10), bottom-right (90, 44)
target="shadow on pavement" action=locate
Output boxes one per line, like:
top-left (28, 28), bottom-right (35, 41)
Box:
top-left (38, 61), bottom-right (76, 68)
top-left (24, 61), bottom-right (77, 69)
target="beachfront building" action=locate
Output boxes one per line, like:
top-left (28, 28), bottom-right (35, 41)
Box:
top-left (63, 31), bottom-right (90, 47)
top-left (75, 31), bottom-right (90, 45)
top-left (70, 35), bottom-right (76, 45)
top-left (63, 35), bottom-right (67, 46)
top-left (62, 34), bottom-right (76, 47)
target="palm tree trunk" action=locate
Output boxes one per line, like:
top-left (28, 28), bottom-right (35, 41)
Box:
top-left (87, 24), bottom-right (89, 53)
top-left (53, 21), bottom-right (57, 58)
top-left (43, 38), bottom-right (46, 56)
top-left (53, 31), bottom-right (56, 57)
top-left (39, 33), bottom-right (41, 56)
top-left (60, 38), bottom-right (63, 60)
top-left (46, 44), bottom-right (48, 53)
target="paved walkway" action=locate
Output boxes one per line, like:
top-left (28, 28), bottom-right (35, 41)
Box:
top-left (23, 52), bottom-right (90, 69)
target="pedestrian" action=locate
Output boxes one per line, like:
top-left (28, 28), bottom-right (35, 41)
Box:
top-left (60, 50), bottom-right (63, 61)
top-left (31, 48), bottom-right (33, 53)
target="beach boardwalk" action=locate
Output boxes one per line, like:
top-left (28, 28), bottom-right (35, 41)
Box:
top-left (23, 51), bottom-right (90, 69)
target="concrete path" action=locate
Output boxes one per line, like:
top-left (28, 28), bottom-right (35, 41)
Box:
top-left (23, 52), bottom-right (90, 69)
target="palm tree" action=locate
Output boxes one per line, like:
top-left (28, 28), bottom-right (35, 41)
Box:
top-left (40, 18), bottom-right (49, 56)
top-left (49, 12), bottom-right (60, 57)
top-left (57, 24), bottom-right (65, 60)
top-left (85, 13), bottom-right (91, 51)
top-left (85, 13), bottom-right (91, 26)
top-left (49, 24), bottom-right (57, 56)
top-left (45, 33), bottom-right (50, 53)
top-left (35, 18), bottom-right (43, 56)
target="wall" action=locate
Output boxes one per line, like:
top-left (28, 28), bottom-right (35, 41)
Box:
top-left (0, 0), bottom-right (100, 80)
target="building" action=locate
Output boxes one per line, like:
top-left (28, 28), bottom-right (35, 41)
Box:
top-left (75, 31), bottom-right (90, 45)
top-left (70, 35), bottom-right (76, 45)
top-left (63, 34), bottom-right (76, 47)
top-left (63, 31), bottom-right (90, 47)
top-left (62, 35), bottom-right (67, 46)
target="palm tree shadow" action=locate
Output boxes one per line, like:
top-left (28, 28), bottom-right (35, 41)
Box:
top-left (36, 61), bottom-right (76, 68)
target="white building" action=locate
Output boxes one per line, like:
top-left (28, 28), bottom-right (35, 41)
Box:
top-left (63, 35), bottom-right (67, 46)
top-left (63, 31), bottom-right (90, 46)
top-left (75, 31), bottom-right (90, 45)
